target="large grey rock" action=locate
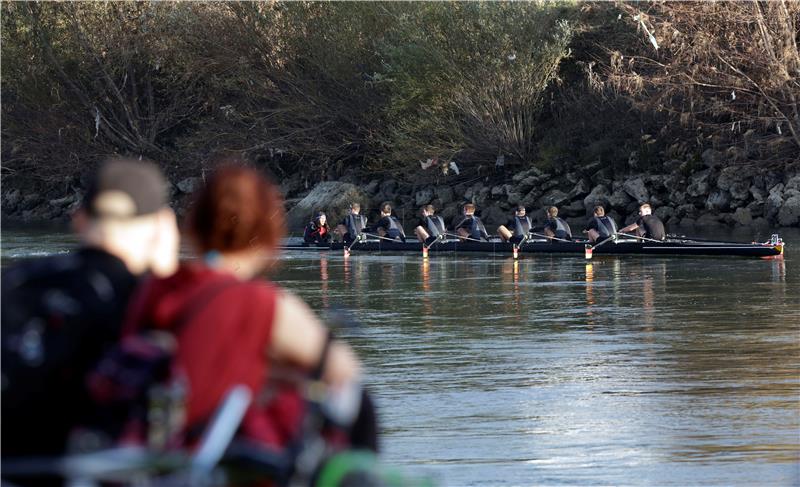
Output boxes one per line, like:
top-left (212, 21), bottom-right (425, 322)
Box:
top-left (491, 185), bottom-right (506, 198)
top-left (49, 193), bottom-right (77, 208)
top-left (177, 177), bottom-right (203, 194)
top-left (750, 186), bottom-right (766, 203)
top-left (785, 175), bottom-right (800, 192)
top-left (778, 196), bottom-right (800, 226)
top-left (732, 208), bottom-right (753, 226)
top-left (716, 167), bottom-right (739, 191)
top-left (480, 204), bottom-right (507, 228)
top-left (687, 170), bottom-right (711, 198)
top-left (20, 193), bottom-right (42, 212)
top-left (435, 186), bottom-right (454, 205)
top-left (568, 179), bottom-right (591, 200)
top-left (517, 175), bottom-right (539, 194)
top-left (701, 148), bottom-right (724, 168)
top-left (765, 191), bottom-right (783, 220)
top-left (705, 190), bottom-right (731, 211)
top-left (414, 187), bottom-right (434, 207)
top-left (623, 177), bottom-right (649, 203)
top-left (609, 189), bottom-right (632, 210)
top-left (676, 204), bottom-right (697, 218)
top-left (729, 180), bottom-right (750, 201)
top-left (655, 206), bottom-right (675, 221)
top-left (537, 189), bottom-right (570, 208)
top-left (583, 184), bottom-right (610, 212)
top-left (287, 181), bottom-right (366, 230)
top-left (746, 200), bottom-right (765, 217)
top-left (512, 167), bottom-right (545, 183)
top-left (507, 191), bottom-right (522, 206)
top-left (3, 188), bottom-right (22, 212)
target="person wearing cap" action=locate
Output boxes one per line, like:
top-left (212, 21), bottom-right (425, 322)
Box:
top-left (303, 211), bottom-right (331, 244)
top-left (1, 158), bottom-right (179, 461)
top-left (497, 205), bottom-right (532, 244)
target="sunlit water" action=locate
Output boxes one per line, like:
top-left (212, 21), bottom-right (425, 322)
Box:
top-left (2, 226), bottom-right (799, 486)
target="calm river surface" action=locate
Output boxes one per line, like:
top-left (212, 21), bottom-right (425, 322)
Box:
top-left (2, 226), bottom-right (799, 486)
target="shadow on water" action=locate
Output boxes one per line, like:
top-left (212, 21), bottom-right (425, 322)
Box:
top-left (3, 227), bottom-right (799, 485)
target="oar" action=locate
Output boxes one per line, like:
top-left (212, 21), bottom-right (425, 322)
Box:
top-left (584, 233), bottom-right (617, 260)
top-left (443, 232), bottom-right (486, 244)
top-left (512, 234), bottom-right (531, 260)
top-left (344, 234), bottom-right (364, 257)
top-left (530, 232), bottom-right (574, 244)
top-left (361, 232), bottom-right (404, 243)
top-left (616, 232), bottom-right (664, 244)
top-left (422, 233), bottom-right (445, 257)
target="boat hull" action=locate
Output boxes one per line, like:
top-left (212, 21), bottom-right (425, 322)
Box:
top-left (283, 238), bottom-right (784, 258)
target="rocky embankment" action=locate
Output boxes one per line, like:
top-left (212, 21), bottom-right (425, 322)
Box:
top-left (3, 150), bottom-right (799, 234)
top-left (286, 153), bottom-right (800, 233)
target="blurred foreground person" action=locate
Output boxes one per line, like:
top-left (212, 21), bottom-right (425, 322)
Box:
top-left (122, 164), bottom-right (378, 455)
top-left (1, 158), bottom-right (178, 459)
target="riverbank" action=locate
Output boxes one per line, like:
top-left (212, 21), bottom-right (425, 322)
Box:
top-left (3, 155), bottom-right (799, 233)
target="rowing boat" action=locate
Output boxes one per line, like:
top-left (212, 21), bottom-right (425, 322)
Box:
top-left (281, 234), bottom-right (785, 258)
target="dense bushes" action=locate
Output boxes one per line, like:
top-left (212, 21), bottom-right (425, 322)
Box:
top-left (1, 1), bottom-right (797, 194)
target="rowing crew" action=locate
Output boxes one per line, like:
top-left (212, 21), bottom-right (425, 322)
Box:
top-left (303, 201), bottom-right (666, 245)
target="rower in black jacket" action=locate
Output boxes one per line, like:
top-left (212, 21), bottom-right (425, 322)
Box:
top-left (497, 205), bottom-right (532, 244)
top-left (414, 204), bottom-right (447, 246)
top-left (370, 202), bottom-right (406, 242)
top-left (619, 203), bottom-right (665, 240)
top-left (455, 203), bottom-right (490, 241)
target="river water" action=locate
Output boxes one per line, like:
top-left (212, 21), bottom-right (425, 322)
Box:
top-left (2, 227), bottom-right (799, 486)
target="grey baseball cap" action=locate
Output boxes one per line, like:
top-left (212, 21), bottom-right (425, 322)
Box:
top-left (83, 158), bottom-right (169, 218)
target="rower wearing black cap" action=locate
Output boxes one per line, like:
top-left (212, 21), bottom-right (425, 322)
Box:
top-left (370, 202), bottom-right (406, 242)
top-left (497, 205), bottom-right (532, 244)
top-left (414, 204), bottom-right (447, 246)
top-left (584, 205), bottom-right (618, 243)
top-left (303, 211), bottom-right (331, 244)
top-left (455, 203), bottom-right (490, 241)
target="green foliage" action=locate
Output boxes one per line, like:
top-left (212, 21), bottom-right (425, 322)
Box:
top-left (376, 2), bottom-right (576, 168)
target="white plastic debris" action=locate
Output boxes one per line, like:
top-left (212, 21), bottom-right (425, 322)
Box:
top-left (731, 91), bottom-right (736, 100)
top-left (449, 161), bottom-right (460, 175)
top-left (507, 53), bottom-right (516, 61)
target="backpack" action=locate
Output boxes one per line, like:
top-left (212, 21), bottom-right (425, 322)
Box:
top-left (85, 278), bottom-right (240, 450)
top-left (1, 250), bottom-right (138, 455)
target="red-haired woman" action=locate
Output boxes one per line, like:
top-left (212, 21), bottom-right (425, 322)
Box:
top-left (123, 164), bottom-right (376, 454)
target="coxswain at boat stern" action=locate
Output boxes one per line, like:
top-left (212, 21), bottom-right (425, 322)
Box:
top-left (303, 211), bottom-right (332, 244)
top-left (370, 202), bottom-right (407, 242)
top-left (455, 203), bottom-right (490, 241)
top-left (543, 206), bottom-right (572, 241)
top-left (336, 202), bottom-right (368, 245)
top-left (498, 205), bottom-right (532, 244)
top-left (619, 203), bottom-right (666, 241)
top-left (414, 204), bottom-right (447, 247)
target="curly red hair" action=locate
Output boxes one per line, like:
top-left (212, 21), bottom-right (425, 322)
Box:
top-left (188, 164), bottom-right (285, 254)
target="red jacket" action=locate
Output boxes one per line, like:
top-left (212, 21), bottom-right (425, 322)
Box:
top-left (124, 264), bottom-right (303, 448)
